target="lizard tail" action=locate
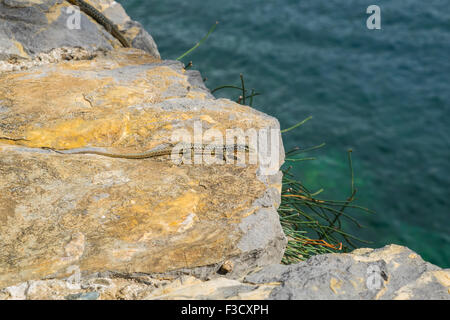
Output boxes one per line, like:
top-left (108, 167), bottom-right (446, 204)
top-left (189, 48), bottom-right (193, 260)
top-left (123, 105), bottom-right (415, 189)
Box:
top-left (67, 0), bottom-right (131, 48)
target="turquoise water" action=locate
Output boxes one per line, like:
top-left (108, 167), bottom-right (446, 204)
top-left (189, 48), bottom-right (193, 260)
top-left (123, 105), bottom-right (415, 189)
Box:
top-left (119, 0), bottom-right (450, 267)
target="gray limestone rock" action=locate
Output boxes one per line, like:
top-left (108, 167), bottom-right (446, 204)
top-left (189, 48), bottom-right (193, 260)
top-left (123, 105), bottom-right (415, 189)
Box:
top-left (245, 244), bottom-right (449, 300)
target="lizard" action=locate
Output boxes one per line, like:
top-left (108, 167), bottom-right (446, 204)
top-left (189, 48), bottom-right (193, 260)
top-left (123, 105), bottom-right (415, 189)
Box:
top-left (43, 143), bottom-right (251, 160)
top-left (66, 0), bottom-right (131, 48)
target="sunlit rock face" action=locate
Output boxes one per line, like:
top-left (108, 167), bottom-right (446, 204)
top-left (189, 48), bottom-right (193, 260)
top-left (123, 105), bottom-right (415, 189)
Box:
top-left (0, 44), bottom-right (286, 288)
top-left (0, 1), bottom-right (286, 290)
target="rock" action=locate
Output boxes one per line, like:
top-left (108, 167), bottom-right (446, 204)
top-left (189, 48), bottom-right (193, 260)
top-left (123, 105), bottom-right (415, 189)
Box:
top-left (1, 245), bottom-right (447, 300)
top-left (0, 48), bottom-right (286, 289)
top-left (145, 276), bottom-right (277, 300)
top-left (244, 244), bottom-right (450, 300)
top-left (0, 0), bottom-right (160, 60)
top-left (0, 275), bottom-right (279, 300)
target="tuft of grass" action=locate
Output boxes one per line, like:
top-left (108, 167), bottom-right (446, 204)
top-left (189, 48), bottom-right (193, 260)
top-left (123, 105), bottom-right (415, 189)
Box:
top-left (280, 133), bottom-right (373, 263)
top-left (280, 161), bottom-right (373, 263)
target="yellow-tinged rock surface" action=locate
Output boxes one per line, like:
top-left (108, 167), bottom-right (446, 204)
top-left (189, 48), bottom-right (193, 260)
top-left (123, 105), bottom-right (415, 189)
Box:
top-left (0, 49), bottom-right (278, 150)
top-left (0, 48), bottom-right (286, 289)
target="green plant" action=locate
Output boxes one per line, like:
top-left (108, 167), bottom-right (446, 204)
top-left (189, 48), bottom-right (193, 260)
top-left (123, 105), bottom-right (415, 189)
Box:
top-left (212, 73), bottom-right (260, 106)
top-left (279, 130), bottom-right (373, 263)
top-left (176, 21), bottom-right (219, 61)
